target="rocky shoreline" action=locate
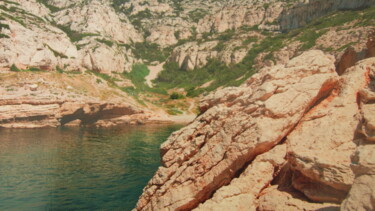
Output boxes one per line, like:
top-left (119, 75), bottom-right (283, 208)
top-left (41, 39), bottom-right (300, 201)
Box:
top-left (0, 71), bottom-right (194, 129)
top-left (135, 50), bottom-right (375, 210)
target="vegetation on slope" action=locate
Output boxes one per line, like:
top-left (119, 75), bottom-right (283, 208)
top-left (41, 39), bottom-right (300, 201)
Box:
top-left (151, 6), bottom-right (375, 97)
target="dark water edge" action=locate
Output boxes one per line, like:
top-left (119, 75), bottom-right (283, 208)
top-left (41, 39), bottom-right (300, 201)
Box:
top-left (0, 124), bottom-right (183, 211)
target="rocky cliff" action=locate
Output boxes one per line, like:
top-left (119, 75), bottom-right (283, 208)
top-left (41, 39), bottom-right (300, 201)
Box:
top-left (2, 0), bottom-right (374, 74)
top-left (0, 0), bottom-right (375, 124)
top-left (136, 50), bottom-right (375, 210)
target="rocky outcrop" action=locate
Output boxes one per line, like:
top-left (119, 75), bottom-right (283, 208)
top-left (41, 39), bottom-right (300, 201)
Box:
top-left (341, 61), bottom-right (375, 210)
top-left (169, 32), bottom-right (261, 70)
top-left (336, 47), bottom-right (359, 75)
top-left (194, 144), bottom-right (287, 210)
top-left (136, 52), bottom-right (375, 210)
top-left (0, 0), bottom-right (141, 73)
top-left (280, 0), bottom-right (375, 31)
top-left (342, 145), bottom-right (375, 211)
top-left (53, 0), bottom-right (142, 44)
top-left (135, 50), bottom-right (340, 210)
top-left (0, 1), bottom-right (79, 71)
top-left (197, 0), bottom-right (284, 33)
top-left (0, 101), bottom-right (142, 128)
top-left (286, 59), bottom-right (372, 203)
top-left (169, 41), bottom-right (218, 70)
top-left (0, 71), bottom-right (170, 128)
top-left (366, 30), bottom-right (375, 58)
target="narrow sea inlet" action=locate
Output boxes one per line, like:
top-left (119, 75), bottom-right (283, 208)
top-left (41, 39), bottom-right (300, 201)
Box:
top-left (0, 124), bottom-right (183, 210)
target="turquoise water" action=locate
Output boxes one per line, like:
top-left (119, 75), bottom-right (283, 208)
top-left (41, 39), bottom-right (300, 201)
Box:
top-left (0, 124), bottom-right (182, 211)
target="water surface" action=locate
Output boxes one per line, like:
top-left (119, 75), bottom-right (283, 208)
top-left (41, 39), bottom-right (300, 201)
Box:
top-left (0, 124), bottom-right (182, 210)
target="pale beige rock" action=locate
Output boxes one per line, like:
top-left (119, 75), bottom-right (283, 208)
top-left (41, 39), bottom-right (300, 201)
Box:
top-left (0, 11), bottom-right (78, 71)
top-left (366, 29), bottom-right (375, 58)
top-left (197, 1), bottom-right (283, 33)
top-left (280, 0), bottom-right (375, 31)
top-left (258, 186), bottom-right (340, 211)
top-left (342, 63), bottom-right (375, 211)
top-left (169, 41), bottom-right (219, 70)
top-left (53, 0), bottom-right (142, 44)
top-left (341, 145), bottom-right (375, 211)
top-left (287, 58), bottom-right (375, 203)
top-left (146, 26), bottom-right (178, 48)
top-left (136, 50), bottom-right (338, 211)
top-left (0, 71), bottom-right (167, 128)
top-left (194, 144), bottom-right (287, 211)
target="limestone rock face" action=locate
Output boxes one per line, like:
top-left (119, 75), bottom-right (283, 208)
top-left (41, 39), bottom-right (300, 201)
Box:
top-left (258, 186), bottom-right (340, 211)
top-left (135, 50), bottom-right (339, 210)
top-left (0, 71), bottom-right (168, 128)
top-left (168, 31), bottom-right (262, 70)
top-left (169, 41), bottom-right (219, 70)
top-left (79, 41), bottom-right (137, 74)
top-left (341, 60), bottom-right (375, 211)
top-left (146, 26), bottom-right (179, 48)
top-left (280, 0), bottom-right (375, 31)
top-left (0, 0), bottom-right (140, 73)
top-left (341, 145), bottom-right (375, 211)
top-left (286, 59), bottom-right (373, 203)
top-left (194, 144), bottom-right (287, 211)
top-left (53, 0), bottom-right (142, 44)
top-left (136, 54), bottom-right (375, 210)
top-left (0, 1), bottom-right (78, 71)
top-left (197, 1), bottom-right (283, 33)
top-left (367, 30), bottom-right (375, 58)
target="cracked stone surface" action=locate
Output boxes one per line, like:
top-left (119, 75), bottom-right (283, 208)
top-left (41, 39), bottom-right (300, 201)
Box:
top-left (135, 50), bottom-right (339, 210)
top-left (286, 58), bottom-right (375, 203)
top-left (342, 59), bottom-right (375, 211)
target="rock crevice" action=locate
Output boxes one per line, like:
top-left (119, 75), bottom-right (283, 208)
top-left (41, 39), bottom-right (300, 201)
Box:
top-left (136, 51), bottom-right (375, 210)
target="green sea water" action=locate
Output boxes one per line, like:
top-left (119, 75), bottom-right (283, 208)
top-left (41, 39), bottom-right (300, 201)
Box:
top-left (0, 124), bottom-right (182, 211)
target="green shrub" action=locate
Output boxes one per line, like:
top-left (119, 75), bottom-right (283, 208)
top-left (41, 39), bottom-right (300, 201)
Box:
top-left (169, 92), bottom-right (184, 100)
top-left (132, 42), bottom-right (171, 63)
top-left (95, 38), bottom-right (114, 47)
top-left (167, 108), bottom-right (183, 115)
top-left (10, 64), bottom-right (21, 72)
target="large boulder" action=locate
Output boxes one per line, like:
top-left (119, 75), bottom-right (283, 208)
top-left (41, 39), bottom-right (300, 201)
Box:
top-left (286, 59), bottom-right (374, 203)
top-left (341, 60), bottom-right (375, 210)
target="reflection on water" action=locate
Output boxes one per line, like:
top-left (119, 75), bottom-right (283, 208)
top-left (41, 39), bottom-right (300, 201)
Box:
top-left (0, 124), bottom-right (182, 210)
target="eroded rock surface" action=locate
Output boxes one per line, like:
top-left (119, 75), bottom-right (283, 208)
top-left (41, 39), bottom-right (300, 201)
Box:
top-left (136, 50), bottom-right (339, 210)
top-left (341, 60), bottom-right (375, 211)
top-left (0, 72), bottom-right (168, 128)
top-left (286, 59), bottom-right (373, 203)
top-left (136, 54), bottom-right (375, 210)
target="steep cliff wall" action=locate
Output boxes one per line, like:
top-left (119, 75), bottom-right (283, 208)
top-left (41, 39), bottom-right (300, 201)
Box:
top-left (280, 0), bottom-right (375, 31)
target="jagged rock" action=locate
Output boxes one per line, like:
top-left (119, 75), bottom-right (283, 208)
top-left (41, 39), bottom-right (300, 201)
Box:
top-left (169, 41), bottom-right (219, 70)
top-left (194, 144), bottom-right (287, 210)
top-left (0, 2), bottom-right (79, 71)
top-left (146, 26), bottom-right (178, 48)
top-left (169, 31), bottom-right (262, 70)
top-left (80, 41), bottom-right (136, 74)
top-left (280, 0), bottom-right (375, 31)
top-left (53, 0), bottom-right (143, 44)
top-left (197, 1), bottom-right (284, 33)
top-left (0, 71), bottom-right (167, 128)
top-left (135, 50), bottom-right (338, 210)
top-left (0, 0), bottom-right (140, 73)
top-left (13, 0), bottom-right (50, 17)
top-left (366, 29), bottom-right (375, 58)
top-left (286, 58), bottom-right (375, 203)
top-left (258, 186), bottom-right (340, 211)
top-left (342, 64), bottom-right (375, 210)
top-left (336, 47), bottom-right (359, 75)
top-left (341, 145), bottom-right (375, 211)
